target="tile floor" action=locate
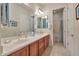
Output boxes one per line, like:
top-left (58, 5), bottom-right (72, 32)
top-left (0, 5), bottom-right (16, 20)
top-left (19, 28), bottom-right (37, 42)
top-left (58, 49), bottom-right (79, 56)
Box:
top-left (42, 42), bottom-right (71, 56)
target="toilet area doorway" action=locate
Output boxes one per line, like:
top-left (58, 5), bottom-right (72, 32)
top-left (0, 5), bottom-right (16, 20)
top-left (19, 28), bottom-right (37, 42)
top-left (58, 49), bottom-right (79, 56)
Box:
top-left (53, 8), bottom-right (64, 44)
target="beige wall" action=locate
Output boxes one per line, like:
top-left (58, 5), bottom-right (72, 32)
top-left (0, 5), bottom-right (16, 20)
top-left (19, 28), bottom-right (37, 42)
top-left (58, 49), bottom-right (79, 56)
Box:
top-left (66, 3), bottom-right (79, 55)
top-left (1, 3), bottom-right (34, 38)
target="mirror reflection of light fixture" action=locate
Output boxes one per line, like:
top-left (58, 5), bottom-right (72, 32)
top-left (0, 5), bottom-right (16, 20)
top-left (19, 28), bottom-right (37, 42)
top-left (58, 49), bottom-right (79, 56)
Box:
top-left (24, 3), bottom-right (31, 7)
top-left (35, 9), bottom-right (40, 15)
top-left (38, 9), bottom-right (44, 14)
top-left (42, 16), bottom-right (47, 18)
top-left (35, 8), bottom-right (44, 15)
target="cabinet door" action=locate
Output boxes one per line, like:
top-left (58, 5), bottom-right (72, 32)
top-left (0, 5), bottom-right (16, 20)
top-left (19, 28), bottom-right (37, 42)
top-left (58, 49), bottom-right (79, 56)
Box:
top-left (25, 46), bottom-right (30, 56)
top-left (20, 46), bottom-right (29, 56)
top-left (9, 50), bottom-right (21, 56)
top-left (9, 46), bottom-right (29, 56)
top-left (47, 35), bottom-right (49, 46)
top-left (30, 41), bottom-right (39, 56)
top-left (45, 35), bottom-right (49, 49)
top-left (39, 38), bottom-right (45, 56)
top-left (19, 47), bottom-right (27, 56)
top-left (45, 37), bottom-right (47, 49)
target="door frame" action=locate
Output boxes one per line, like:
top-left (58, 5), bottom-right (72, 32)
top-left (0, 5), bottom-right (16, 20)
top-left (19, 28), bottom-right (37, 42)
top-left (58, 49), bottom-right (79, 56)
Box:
top-left (53, 8), bottom-right (64, 43)
top-left (52, 7), bottom-right (68, 48)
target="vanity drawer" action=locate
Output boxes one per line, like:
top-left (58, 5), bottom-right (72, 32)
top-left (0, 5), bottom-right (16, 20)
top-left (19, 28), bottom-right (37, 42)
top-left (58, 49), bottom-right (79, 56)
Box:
top-left (45, 35), bottom-right (49, 49)
top-left (39, 38), bottom-right (45, 55)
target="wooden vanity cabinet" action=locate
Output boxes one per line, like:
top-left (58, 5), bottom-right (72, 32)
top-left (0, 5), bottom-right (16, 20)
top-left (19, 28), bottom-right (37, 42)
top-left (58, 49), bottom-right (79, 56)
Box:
top-left (30, 41), bottom-right (39, 56)
top-left (8, 35), bottom-right (50, 56)
top-left (9, 46), bottom-right (29, 56)
top-left (25, 46), bottom-right (30, 56)
top-left (38, 38), bottom-right (45, 56)
top-left (45, 35), bottom-right (49, 49)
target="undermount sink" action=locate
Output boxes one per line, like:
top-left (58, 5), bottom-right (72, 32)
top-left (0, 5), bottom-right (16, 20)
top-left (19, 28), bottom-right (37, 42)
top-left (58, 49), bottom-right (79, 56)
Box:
top-left (1, 37), bottom-right (17, 46)
top-left (14, 39), bottom-right (27, 44)
top-left (1, 40), bottom-right (13, 46)
top-left (14, 37), bottom-right (32, 44)
top-left (3, 40), bottom-right (12, 44)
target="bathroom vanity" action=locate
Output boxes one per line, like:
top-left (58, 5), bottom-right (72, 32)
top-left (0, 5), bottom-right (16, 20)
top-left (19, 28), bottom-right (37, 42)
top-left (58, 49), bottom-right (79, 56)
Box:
top-left (2, 33), bottom-right (50, 56)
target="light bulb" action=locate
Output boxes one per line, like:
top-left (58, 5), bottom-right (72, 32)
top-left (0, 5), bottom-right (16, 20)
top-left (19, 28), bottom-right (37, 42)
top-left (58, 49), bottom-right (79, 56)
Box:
top-left (39, 9), bottom-right (44, 14)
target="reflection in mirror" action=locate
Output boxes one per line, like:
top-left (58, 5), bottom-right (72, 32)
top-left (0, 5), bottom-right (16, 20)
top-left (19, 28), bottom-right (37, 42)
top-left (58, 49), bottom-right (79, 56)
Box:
top-left (1, 3), bottom-right (9, 26)
top-left (42, 16), bottom-right (48, 28)
top-left (37, 17), bottom-right (42, 28)
top-left (1, 3), bottom-right (34, 38)
top-left (37, 16), bottom-right (48, 29)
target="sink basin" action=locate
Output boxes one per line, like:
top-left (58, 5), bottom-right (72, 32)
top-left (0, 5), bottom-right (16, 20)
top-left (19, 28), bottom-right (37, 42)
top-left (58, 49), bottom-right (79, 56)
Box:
top-left (14, 38), bottom-right (32, 45)
top-left (14, 39), bottom-right (26, 44)
top-left (1, 40), bottom-right (13, 46)
top-left (1, 36), bottom-right (17, 46)
top-left (2, 40), bottom-right (12, 44)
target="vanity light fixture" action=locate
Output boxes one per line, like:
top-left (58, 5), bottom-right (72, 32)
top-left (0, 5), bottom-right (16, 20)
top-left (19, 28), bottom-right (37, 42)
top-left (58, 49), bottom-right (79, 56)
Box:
top-left (38, 9), bottom-right (44, 15)
top-left (35, 8), bottom-right (44, 15)
top-left (35, 9), bottom-right (40, 15)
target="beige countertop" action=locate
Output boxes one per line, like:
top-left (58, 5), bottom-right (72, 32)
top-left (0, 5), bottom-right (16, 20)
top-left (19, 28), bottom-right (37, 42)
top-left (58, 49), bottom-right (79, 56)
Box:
top-left (1, 33), bottom-right (49, 56)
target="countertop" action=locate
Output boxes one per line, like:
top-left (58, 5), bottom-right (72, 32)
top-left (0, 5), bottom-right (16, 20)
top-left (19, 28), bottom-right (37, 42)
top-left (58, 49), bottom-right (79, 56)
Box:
top-left (1, 33), bottom-right (49, 56)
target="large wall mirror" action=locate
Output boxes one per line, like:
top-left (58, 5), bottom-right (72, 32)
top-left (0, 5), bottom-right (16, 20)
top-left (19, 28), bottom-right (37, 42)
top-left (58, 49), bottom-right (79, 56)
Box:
top-left (1, 3), bottom-right (17, 27)
top-left (1, 3), bottom-right (9, 26)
